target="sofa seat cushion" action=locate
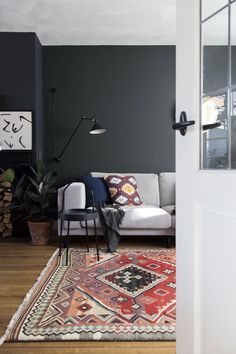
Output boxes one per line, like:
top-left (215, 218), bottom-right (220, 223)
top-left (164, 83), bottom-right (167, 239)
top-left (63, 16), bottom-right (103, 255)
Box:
top-left (78, 204), bottom-right (171, 230)
top-left (119, 205), bottom-right (171, 229)
top-left (162, 205), bottom-right (176, 228)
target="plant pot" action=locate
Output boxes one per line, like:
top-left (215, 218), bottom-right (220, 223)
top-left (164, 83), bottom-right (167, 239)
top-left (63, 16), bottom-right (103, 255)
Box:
top-left (27, 218), bottom-right (53, 245)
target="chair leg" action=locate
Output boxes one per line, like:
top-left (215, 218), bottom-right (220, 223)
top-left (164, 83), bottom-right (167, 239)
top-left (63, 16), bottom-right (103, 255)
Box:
top-left (94, 219), bottom-right (100, 261)
top-left (59, 220), bottom-right (63, 256)
top-left (66, 221), bottom-right (70, 266)
top-left (85, 220), bottom-right (89, 252)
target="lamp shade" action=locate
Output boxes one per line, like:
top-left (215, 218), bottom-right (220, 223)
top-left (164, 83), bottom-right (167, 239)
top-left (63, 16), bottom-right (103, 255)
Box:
top-left (90, 121), bottom-right (106, 134)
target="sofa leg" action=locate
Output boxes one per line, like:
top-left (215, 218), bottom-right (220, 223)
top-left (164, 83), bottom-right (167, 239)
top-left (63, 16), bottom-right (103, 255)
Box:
top-left (167, 236), bottom-right (172, 248)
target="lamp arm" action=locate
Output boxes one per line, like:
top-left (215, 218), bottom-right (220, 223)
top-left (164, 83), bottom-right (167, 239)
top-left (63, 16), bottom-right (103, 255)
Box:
top-left (83, 116), bottom-right (96, 122)
top-left (55, 116), bottom-right (91, 162)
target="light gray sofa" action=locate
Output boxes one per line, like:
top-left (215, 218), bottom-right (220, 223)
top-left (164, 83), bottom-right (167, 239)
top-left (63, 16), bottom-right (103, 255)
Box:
top-left (58, 172), bottom-right (175, 237)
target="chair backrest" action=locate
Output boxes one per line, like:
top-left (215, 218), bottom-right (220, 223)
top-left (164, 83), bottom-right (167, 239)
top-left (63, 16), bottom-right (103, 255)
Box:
top-left (91, 172), bottom-right (160, 206)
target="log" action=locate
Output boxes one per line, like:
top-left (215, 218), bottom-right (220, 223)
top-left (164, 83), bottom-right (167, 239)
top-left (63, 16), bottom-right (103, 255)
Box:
top-left (3, 214), bottom-right (11, 223)
top-left (0, 223), bottom-right (5, 233)
top-left (4, 192), bottom-right (12, 196)
top-left (2, 229), bottom-right (12, 237)
top-left (3, 194), bottom-right (12, 202)
top-left (1, 181), bottom-right (11, 188)
top-left (0, 177), bottom-right (13, 238)
top-left (5, 223), bottom-right (13, 230)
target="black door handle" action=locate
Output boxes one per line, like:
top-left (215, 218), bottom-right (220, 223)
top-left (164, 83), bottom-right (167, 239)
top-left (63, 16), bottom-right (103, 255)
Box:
top-left (172, 111), bottom-right (195, 136)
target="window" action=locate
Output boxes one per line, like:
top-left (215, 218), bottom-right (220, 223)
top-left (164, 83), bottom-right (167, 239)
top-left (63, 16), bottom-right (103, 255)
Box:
top-left (201, 0), bottom-right (236, 169)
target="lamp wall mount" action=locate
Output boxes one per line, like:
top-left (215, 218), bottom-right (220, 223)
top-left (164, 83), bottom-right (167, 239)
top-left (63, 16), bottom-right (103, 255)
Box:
top-left (173, 111), bottom-right (195, 136)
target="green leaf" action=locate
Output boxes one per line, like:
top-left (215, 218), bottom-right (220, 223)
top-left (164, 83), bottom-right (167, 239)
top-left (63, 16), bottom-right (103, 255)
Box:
top-left (10, 203), bottom-right (25, 210)
top-left (22, 184), bottom-right (31, 201)
top-left (43, 172), bottom-right (52, 184)
top-left (29, 164), bottom-right (37, 176)
top-left (3, 168), bottom-right (15, 183)
top-left (15, 186), bottom-right (23, 199)
top-left (45, 187), bottom-right (57, 194)
top-left (36, 160), bottom-right (45, 181)
top-left (11, 214), bottom-right (25, 222)
top-left (28, 176), bottom-right (39, 190)
top-left (15, 174), bottom-right (25, 190)
top-left (30, 205), bottom-right (41, 214)
top-left (27, 191), bottom-right (40, 202)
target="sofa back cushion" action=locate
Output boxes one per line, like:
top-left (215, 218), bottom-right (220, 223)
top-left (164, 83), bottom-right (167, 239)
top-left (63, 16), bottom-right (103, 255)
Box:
top-left (92, 172), bottom-right (160, 206)
top-left (159, 172), bottom-right (176, 207)
top-left (79, 176), bottom-right (111, 207)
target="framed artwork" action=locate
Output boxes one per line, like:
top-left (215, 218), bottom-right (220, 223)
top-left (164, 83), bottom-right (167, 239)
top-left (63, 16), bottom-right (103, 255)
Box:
top-left (0, 111), bottom-right (32, 150)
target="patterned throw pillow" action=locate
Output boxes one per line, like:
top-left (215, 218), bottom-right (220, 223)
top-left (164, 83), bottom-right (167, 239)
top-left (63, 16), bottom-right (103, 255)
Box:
top-left (104, 175), bottom-right (142, 206)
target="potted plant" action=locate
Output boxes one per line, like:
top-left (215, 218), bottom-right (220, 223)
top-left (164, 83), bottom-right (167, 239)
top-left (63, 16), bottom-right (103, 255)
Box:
top-left (13, 161), bottom-right (56, 245)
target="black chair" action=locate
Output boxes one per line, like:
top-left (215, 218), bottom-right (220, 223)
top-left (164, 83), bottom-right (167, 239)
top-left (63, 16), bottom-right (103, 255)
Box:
top-left (58, 182), bottom-right (100, 266)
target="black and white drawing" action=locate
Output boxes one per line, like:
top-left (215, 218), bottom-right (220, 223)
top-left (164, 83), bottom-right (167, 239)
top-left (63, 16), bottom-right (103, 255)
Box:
top-left (0, 111), bottom-right (32, 150)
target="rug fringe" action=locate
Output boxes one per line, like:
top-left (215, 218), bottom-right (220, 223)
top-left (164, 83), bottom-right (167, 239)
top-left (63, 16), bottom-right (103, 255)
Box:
top-left (0, 249), bottom-right (59, 346)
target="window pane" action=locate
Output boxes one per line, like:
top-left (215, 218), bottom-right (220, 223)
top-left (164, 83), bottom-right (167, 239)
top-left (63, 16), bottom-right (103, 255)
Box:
top-left (202, 93), bottom-right (228, 169)
top-left (202, 0), bottom-right (228, 20)
top-left (204, 136), bottom-right (228, 168)
top-left (231, 2), bottom-right (236, 85)
top-left (202, 8), bottom-right (228, 94)
top-left (231, 91), bottom-right (236, 167)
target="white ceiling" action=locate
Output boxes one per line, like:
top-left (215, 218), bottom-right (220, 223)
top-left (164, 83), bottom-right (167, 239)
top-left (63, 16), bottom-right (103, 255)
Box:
top-left (0, 0), bottom-right (176, 45)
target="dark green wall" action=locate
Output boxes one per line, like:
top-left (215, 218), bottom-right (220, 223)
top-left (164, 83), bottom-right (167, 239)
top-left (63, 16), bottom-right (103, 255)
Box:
top-left (0, 32), bottom-right (43, 169)
top-left (0, 32), bottom-right (43, 237)
top-left (43, 46), bottom-right (175, 180)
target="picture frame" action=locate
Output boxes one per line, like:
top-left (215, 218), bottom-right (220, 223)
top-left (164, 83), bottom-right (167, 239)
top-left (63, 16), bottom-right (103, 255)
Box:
top-left (0, 111), bottom-right (32, 150)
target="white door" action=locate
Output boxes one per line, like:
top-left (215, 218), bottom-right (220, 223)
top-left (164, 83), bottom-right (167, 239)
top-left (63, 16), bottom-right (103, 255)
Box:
top-left (176, 1), bottom-right (236, 354)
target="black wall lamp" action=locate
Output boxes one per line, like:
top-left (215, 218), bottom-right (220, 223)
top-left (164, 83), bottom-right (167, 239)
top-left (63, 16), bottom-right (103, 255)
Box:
top-left (50, 88), bottom-right (106, 169)
top-left (54, 116), bottom-right (106, 162)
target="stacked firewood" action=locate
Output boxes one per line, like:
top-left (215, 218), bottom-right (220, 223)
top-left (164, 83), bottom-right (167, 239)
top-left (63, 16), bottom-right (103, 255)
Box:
top-left (0, 176), bottom-right (13, 237)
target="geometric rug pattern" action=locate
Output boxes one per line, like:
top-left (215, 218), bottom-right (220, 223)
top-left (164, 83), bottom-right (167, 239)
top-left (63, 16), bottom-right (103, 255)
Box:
top-left (2, 248), bottom-right (176, 342)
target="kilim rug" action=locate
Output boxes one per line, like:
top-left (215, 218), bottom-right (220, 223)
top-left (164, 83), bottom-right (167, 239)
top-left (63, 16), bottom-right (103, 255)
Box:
top-left (1, 248), bottom-right (176, 343)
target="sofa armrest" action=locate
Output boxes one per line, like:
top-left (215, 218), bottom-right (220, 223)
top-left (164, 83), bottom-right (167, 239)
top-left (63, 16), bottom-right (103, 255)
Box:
top-left (159, 172), bottom-right (176, 207)
top-left (58, 182), bottom-right (86, 211)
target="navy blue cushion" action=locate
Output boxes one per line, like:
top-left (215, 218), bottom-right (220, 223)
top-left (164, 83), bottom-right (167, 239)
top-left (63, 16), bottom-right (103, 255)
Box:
top-left (79, 176), bottom-right (111, 207)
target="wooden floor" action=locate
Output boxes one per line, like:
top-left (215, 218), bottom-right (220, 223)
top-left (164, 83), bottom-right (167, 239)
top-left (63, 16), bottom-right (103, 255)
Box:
top-left (0, 236), bottom-right (176, 354)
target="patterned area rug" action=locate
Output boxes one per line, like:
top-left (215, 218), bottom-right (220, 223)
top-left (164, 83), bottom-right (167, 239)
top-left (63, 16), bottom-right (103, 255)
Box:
top-left (2, 248), bottom-right (176, 342)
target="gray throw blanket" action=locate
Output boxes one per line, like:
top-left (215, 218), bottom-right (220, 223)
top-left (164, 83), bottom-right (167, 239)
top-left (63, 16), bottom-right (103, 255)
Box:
top-left (97, 203), bottom-right (125, 253)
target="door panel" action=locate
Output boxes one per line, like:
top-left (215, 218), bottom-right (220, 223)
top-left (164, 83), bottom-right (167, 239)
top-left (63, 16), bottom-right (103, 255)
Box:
top-left (176, 0), bottom-right (236, 353)
top-left (196, 202), bottom-right (236, 354)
